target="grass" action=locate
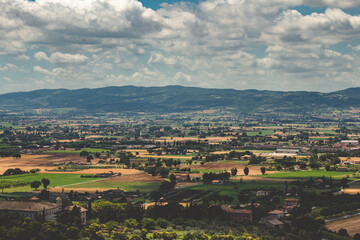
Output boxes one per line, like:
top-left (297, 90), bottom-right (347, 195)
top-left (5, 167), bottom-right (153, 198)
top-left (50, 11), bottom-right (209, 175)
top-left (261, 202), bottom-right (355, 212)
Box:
top-left (0, 192), bottom-right (38, 199)
top-left (0, 173), bottom-right (103, 192)
top-left (246, 129), bottom-right (275, 137)
top-left (187, 180), bottom-right (292, 203)
top-left (71, 181), bottom-right (161, 192)
top-left (263, 169), bottom-right (354, 179)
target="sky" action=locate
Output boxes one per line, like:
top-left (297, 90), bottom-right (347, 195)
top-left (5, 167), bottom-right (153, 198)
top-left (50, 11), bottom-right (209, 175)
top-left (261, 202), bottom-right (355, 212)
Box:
top-left (0, 0), bottom-right (360, 94)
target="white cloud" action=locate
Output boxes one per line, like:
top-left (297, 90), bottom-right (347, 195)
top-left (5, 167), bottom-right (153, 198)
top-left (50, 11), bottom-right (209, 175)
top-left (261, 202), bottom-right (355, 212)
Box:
top-left (1, 0), bottom-right (360, 93)
top-left (49, 52), bottom-right (89, 64)
top-left (34, 66), bottom-right (65, 75)
top-left (263, 9), bottom-right (360, 45)
top-left (0, 63), bottom-right (26, 72)
top-left (34, 51), bottom-right (50, 61)
top-left (352, 45), bottom-right (360, 51)
top-left (34, 51), bottom-right (89, 64)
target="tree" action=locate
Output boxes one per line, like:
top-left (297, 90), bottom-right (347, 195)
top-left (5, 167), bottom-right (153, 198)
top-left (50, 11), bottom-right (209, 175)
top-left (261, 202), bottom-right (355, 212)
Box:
top-left (86, 155), bottom-right (94, 163)
top-left (338, 228), bottom-right (349, 237)
top-left (141, 218), bottom-right (156, 230)
top-left (12, 153), bottom-right (21, 159)
top-left (80, 150), bottom-right (89, 157)
top-left (231, 168), bottom-right (237, 176)
top-left (169, 174), bottom-right (176, 184)
top-left (31, 181), bottom-right (41, 190)
top-left (237, 193), bottom-right (250, 204)
top-left (353, 233), bottom-right (360, 240)
top-left (243, 167), bottom-right (249, 176)
top-left (41, 178), bottom-right (50, 189)
top-left (260, 167), bottom-right (266, 175)
top-left (325, 165), bottom-right (330, 171)
top-left (124, 218), bottom-right (139, 228)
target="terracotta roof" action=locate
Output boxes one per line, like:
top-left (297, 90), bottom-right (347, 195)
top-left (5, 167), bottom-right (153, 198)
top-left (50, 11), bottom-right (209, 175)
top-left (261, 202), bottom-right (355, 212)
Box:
top-left (0, 201), bottom-right (59, 212)
top-left (284, 198), bottom-right (297, 202)
top-left (267, 218), bottom-right (284, 225)
top-left (268, 210), bottom-right (285, 215)
top-left (221, 206), bottom-right (252, 214)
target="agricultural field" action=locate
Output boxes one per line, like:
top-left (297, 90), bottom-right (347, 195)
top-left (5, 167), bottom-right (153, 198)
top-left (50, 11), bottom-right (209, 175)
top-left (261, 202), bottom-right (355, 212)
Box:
top-left (326, 215), bottom-right (360, 237)
top-left (0, 173), bottom-right (102, 192)
top-left (186, 180), bottom-right (294, 204)
top-left (45, 148), bottom-right (110, 154)
top-left (69, 181), bottom-right (161, 193)
top-left (263, 170), bottom-right (354, 179)
top-left (0, 153), bottom-right (88, 173)
top-left (1, 112), bottom-right (360, 239)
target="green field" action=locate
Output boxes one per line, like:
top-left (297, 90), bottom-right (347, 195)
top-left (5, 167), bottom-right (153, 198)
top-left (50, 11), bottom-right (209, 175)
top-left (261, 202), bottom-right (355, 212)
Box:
top-left (246, 129), bottom-right (275, 137)
top-left (187, 181), bottom-right (292, 203)
top-left (71, 181), bottom-right (161, 192)
top-left (0, 173), bottom-right (102, 192)
top-left (263, 170), bottom-right (353, 179)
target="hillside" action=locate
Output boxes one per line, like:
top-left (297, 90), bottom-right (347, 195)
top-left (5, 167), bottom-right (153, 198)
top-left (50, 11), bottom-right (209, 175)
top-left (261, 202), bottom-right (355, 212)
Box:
top-left (0, 85), bottom-right (360, 114)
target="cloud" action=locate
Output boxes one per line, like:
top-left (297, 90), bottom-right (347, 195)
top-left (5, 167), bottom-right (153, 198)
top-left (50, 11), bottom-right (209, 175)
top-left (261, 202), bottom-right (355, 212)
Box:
top-left (34, 51), bottom-right (89, 64)
top-left (263, 9), bottom-right (360, 45)
top-left (34, 66), bottom-right (65, 75)
top-left (147, 53), bottom-right (179, 65)
top-left (1, 0), bottom-right (360, 93)
top-left (352, 45), bottom-right (360, 51)
top-left (0, 63), bottom-right (26, 72)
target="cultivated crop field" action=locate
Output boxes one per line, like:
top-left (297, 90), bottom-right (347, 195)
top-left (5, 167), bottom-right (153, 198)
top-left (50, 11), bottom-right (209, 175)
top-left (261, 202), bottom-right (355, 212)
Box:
top-left (0, 153), bottom-right (88, 173)
top-left (263, 170), bottom-right (354, 179)
top-left (326, 215), bottom-right (360, 237)
top-left (69, 181), bottom-right (161, 193)
top-left (187, 180), bottom-right (294, 204)
top-left (0, 173), bottom-right (102, 192)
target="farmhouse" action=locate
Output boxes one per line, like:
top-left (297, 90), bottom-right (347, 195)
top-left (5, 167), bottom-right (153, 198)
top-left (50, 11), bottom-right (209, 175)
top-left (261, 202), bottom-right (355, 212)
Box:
top-left (310, 146), bottom-right (343, 153)
top-left (283, 198), bottom-right (298, 210)
top-left (256, 190), bottom-right (272, 196)
top-left (0, 197), bottom-right (60, 221)
top-left (293, 165), bottom-right (301, 171)
top-left (268, 210), bottom-right (286, 219)
top-left (262, 217), bottom-right (284, 229)
top-left (340, 140), bottom-right (359, 146)
top-left (221, 206), bottom-right (253, 222)
top-left (275, 147), bottom-right (301, 155)
top-left (0, 197), bottom-right (87, 224)
top-left (340, 157), bottom-right (360, 165)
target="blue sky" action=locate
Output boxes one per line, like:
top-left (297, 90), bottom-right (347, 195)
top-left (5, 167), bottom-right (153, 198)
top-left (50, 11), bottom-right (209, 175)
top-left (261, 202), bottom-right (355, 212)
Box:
top-left (0, 0), bottom-right (360, 94)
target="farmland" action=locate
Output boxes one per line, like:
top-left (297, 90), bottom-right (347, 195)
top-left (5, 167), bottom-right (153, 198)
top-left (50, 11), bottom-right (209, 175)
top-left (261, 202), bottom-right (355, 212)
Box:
top-left (326, 215), bottom-right (360, 237)
top-left (0, 173), bottom-right (103, 192)
top-left (263, 169), bottom-right (354, 179)
top-left (1, 111), bottom-right (360, 239)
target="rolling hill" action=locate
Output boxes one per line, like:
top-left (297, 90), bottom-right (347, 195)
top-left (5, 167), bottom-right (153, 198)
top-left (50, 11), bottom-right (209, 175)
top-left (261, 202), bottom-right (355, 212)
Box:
top-left (0, 85), bottom-right (359, 114)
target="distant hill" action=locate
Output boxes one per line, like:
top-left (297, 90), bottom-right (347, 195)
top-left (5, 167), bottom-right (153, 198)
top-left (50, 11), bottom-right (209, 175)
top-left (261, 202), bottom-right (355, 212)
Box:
top-left (0, 85), bottom-right (360, 114)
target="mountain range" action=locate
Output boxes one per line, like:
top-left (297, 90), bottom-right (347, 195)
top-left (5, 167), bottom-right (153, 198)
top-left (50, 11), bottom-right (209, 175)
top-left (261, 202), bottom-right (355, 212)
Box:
top-left (0, 85), bottom-right (359, 114)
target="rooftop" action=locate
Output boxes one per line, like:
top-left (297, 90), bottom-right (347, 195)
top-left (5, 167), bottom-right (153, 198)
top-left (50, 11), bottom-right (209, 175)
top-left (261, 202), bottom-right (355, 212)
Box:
top-left (0, 200), bottom-right (58, 212)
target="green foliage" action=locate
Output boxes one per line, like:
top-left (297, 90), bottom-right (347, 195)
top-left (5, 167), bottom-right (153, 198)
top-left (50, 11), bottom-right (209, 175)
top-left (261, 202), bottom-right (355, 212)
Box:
top-left (124, 218), bottom-right (139, 229)
top-left (30, 180), bottom-right (41, 190)
top-left (41, 178), bottom-right (50, 189)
